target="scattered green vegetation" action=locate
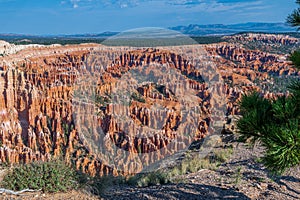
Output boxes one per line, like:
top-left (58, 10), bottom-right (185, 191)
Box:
top-left (95, 95), bottom-right (111, 106)
top-left (186, 73), bottom-right (205, 84)
top-left (78, 173), bottom-right (125, 195)
top-left (178, 147), bottom-right (233, 175)
top-left (131, 92), bottom-right (146, 103)
top-left (0, 35), bottom-right (224, 46)
top-left (191, 36), bottom-right (225, 44)
top-left (284, 32), bottom-right (300, 38)
top-left (257, 177), bottom-right (266, 183)
top-left (0, 135), bottom-right (233, 193)
top-left (253, 75), bottom-right (300, 94)
top-left (1, 160), bottom-right (78, 193)
top-left (128, 147), bottom-right (233, 187)
top-left (102, 37), bottom-right (198, 47)
top-left (233, 166), bottom-right (243, 186)
top-left (224, 35), bottom-right (300, 54)
top-left (212, 148), bottom-right (234, 163)
top-left (154, 84), bottom-right (170, 98)
top-left (244, 42), bottom-right (298, 54)
top-left (0, 37), bottom-right (106, 45)
top-left (127, 172), bottom-right (170, 187)
top-left (155, 84), bottom-right (166, 96)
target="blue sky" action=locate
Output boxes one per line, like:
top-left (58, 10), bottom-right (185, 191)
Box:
top-left (0, 0), bottom-right (297, 35)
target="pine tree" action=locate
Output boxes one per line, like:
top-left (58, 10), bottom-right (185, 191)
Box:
top-left (237, 1), bottom-right (300, 175)
top-left (287, 1), bottom-right (300, 69)
top-left (237, 92), bottom-right (300, 175)
top-left (287, 3), bottom-right (300, 29)
top-left (289, 50), bottom-right (300, 69)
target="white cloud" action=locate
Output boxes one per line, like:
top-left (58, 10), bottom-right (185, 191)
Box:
top-left (61, 0), bottom-right (263, 11)
top-left (167, 0), bottom-right (264, 13)
top-left (60, 0), bottom-right (151, 9)
top-left (120, 3), bottom-right (128, 8)
top-left (61, 0), bottom-right (81, 8)
top-left (71, 0), bottom-right (80, 8)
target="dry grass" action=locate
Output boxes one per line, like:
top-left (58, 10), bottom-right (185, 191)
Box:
top-left (127, 146), bottom-right (234, 186)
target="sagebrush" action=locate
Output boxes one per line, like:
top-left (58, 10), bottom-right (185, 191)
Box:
top-left (2, 160), bottom-right (78, 193)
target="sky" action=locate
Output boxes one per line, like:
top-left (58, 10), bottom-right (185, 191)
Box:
top-left (0, 0), bottom-right (297, 35)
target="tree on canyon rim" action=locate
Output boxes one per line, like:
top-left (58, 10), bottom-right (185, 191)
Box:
top-left (236, 1), bottom-right (300, 175)
top-left (287, 0), bottom-right (300, 68)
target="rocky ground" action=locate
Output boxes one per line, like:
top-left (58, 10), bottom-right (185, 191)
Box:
top-left (101, 134), bottom-right (300, 200)
top-left (0, 133), bottom-right (298, 200)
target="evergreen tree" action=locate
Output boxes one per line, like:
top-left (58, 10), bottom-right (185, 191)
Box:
top-left (287, 1), bottom-right (300, 69)
top-left (237, 1), bottom-right (300, 175)
top-left (237, 92), bottom-right (300, 175)
top-left (286, 0), bottom-right (300, 28)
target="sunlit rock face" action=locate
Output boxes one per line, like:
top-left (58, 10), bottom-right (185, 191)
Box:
top-left (0, 33), bottom-right (295, 176)
top-left (224, 33), bottom-right (299, 45)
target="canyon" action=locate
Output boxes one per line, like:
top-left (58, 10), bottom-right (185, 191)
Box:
top-left (0, 34), bottom-right (297, 176)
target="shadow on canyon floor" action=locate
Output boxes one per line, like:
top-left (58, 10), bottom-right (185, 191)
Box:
top-left (102, 183), bottom-right (251, 200)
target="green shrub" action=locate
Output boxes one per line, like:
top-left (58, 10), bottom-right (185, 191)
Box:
top-left (131, 92), bottom-right (146, 103)
top-left (168, 167), bottom-right (182, 177)
top-left (1, 160), bottom-right (78, 193)
top-left (212, 148), bottom-right (233, 163)
top-left (78, 174), bottom-right (125, 195)
top-left (233, 166), bottom-right (243, 186)
top-left (181, 149), bottom-right (233, 173)
top-left (127, 171), bottom-right (170, 187)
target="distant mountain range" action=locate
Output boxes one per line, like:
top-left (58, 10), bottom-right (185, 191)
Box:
top-left (170, 22), bottom-right (297, 36)
top-left (0, 23), bottom-right (297, 39)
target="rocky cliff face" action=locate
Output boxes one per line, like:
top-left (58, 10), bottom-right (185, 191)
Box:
top-left (0, 44), bottom-right (114, 176)
top-left (0, 38), bottom-right (295, 176)
top-left (205, 42), bottom-right (298, 116)
top-left (224, 33), bottom-right (299, 45)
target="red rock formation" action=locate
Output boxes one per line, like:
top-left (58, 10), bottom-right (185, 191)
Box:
top-left (224, 33), bottom-right (299, 46)
top-left (0, 38), bottom-right (294, 176)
